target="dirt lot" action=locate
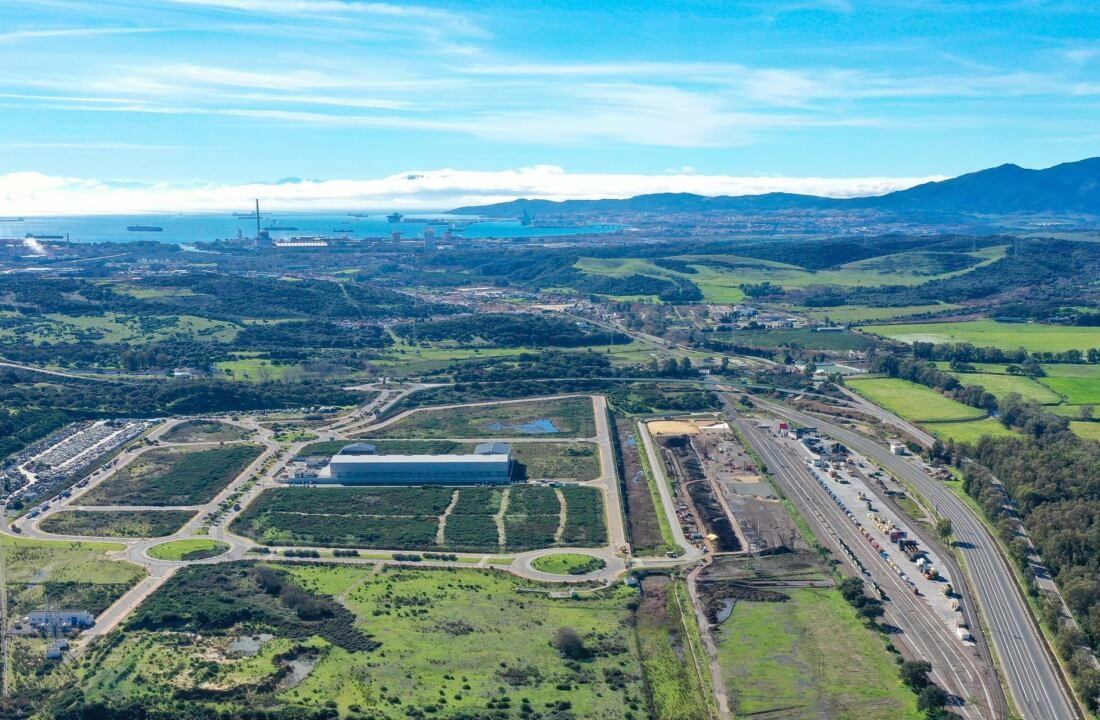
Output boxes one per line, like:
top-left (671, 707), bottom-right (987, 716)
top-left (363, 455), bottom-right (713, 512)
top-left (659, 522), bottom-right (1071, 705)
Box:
top-left (646, 418), bottom-right (728, 437)
top-left (613, 414), bottom-right (665, 554)
top-left (660, 435), bottom-right (741, 553)
top-left (692, 432), bottom-right (807, 554)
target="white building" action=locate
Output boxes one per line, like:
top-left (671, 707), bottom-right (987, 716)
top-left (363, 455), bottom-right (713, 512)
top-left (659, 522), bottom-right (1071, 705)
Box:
top-left (325, 442), bottom-right (513, 485)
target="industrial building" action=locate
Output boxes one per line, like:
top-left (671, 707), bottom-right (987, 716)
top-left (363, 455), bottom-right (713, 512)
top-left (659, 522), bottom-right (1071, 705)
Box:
top-left (325, 441), bottom-right (513, 485)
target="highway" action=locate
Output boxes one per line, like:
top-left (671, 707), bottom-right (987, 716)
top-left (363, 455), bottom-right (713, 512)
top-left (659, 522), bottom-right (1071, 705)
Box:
top-left (730, 410), bottom-right (1002, 719)
top-left (751, 397), bottom-right (1081, 720)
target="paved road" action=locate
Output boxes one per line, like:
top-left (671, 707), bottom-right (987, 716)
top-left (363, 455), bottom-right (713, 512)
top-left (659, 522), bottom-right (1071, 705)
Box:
top-left (753, 397), bottom-right (1081, 720)
top-left (731, 412), bottom-right (1001, 719)
top-left (635, 420), bottom-right (705, 564)
top-left (0, 359), bottom-right (120, 383)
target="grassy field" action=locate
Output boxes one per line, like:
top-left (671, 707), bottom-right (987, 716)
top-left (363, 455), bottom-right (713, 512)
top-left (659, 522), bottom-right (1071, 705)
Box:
top-left (38, 509), bottom-right (196, 538)
top-left (76, 563), bottom-right (647, 719)
top-left (1037, 364), bottom-right (1100, 405)
top-left (377, 334), bottom-right (655, 374)
top-left (636, 576), bottom-right (713, 720)
top-left (368, 397), bottom-right (597, 439)
top-left (846, 377), bottom-right (986, 422)
top-left (923, 418), bottom-right (1019, 444)
top-left (216, 356), bottom-right (305, 382)
top-left (530, 553), bottom-right (606, 575)
top-left (865, 319), bottom-right (1100, 353)
top-left (946, 371), bottom-right (1063, 404)
top-left (0, 311), bottom-right (239, 346)
top-left (161, 420), bottom-right (250, 443)
top-left (716, 588), bottom-right (922, 720)
top-left (147, 538), bottom-right (229, 561)
top-left (1070, 421), bottom-right (1100, 442)
top-left (81, 444), bottom-right (262, 506)
top-left (574, 247), bottom-right (1003, 303)
top-left (512, 442), bottom-right (601, 480)
top-left (801, 303), bottom-right (962, 323)
top-left (300, 439), bottom-right (473, 457)
top-left (0, 535), bottom-right (145, 619)
top-left (232, 484), bottom-right (606, 552)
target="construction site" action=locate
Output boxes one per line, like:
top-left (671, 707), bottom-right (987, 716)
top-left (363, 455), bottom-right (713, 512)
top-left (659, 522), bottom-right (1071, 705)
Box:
top-left (649, 417), bottom-right (806, 556)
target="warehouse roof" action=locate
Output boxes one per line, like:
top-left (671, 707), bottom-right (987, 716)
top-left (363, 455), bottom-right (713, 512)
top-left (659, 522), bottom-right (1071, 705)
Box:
top-left (331, 453), bottom-right (510, 464)
top-left (336, 443), bottom-right (377, 456)
top-left (475, 441), bottom-right (511, 455)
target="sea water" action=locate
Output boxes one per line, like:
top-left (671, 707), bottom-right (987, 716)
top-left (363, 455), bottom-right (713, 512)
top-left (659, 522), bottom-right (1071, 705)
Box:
top-left (0, 213), bottom-right (618, 245)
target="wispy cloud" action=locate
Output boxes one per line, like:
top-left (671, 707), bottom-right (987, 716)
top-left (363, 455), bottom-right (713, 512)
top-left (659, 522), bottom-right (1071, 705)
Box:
top-left (0, 141), bottom-right (184, 150)
top-left (0, 27), bottom-right (161, 44)
top-left (0, 166), bottom-right (947, 214)
top-left (161, 0), bottom-right (487, 36)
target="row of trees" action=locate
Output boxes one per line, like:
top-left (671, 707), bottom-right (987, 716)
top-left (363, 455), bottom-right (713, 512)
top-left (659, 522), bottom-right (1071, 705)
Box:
top-left (393, 313), bottom-right (629, 348)
top-left (912, 341), bottom-right (1100, 366)
top-left (871, 354), bottom-right (998, 414)
top-left (921, 393), bottom-right (1100, 712)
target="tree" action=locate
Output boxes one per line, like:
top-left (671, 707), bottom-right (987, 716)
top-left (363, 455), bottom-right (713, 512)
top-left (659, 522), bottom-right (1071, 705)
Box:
top-left (857, 602), bottom-right (885, 623)
top-left (1081, 405), bottom-right (1095, 421)
top-left (1076, 667), bottom-right (1100, 713)
top-left (838, 577), bottom-right (865, 604)
top-left (900, 660), bottom-right (932, 691)
top-left (934, 517), bottom-right (953, 543)
top-left (917, 684), bottom-right (948, 712)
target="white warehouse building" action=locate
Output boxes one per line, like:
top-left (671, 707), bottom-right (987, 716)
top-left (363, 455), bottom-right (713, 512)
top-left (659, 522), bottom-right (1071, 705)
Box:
top-left (326, 441), bottom-right (513, 485)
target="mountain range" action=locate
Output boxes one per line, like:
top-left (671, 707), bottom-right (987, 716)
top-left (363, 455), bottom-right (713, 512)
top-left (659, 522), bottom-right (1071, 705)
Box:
top-left (449, 157), bottom-right (1100, 218)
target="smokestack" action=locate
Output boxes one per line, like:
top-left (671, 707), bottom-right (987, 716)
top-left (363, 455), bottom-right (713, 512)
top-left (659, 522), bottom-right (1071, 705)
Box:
top-left (255, 199), bottom-right (261, 239)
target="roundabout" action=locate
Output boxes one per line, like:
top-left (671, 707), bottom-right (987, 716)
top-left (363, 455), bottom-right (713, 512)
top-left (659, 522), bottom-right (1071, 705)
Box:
top-left (146, 538), bottom-right (230, 562)
top-left (531, 552), bottom-right (607, 576)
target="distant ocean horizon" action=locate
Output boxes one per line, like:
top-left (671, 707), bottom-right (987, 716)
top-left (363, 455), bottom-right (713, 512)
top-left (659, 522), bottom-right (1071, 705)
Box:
top-left (0, 212), bottom-right (619, 245)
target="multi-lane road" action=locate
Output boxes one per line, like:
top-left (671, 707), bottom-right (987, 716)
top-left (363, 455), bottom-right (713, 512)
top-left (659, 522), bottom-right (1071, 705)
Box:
top-left (731, 410), bottom-right (1004, 719)
top-left (750, 396), bottom-right (1081, 720)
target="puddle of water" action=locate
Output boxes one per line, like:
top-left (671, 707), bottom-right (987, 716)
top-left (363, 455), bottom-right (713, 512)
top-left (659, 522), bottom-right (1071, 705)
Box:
top-left (279, 655), bottom-right (319, 689)
top-left (229, 633), bottom-right (273, 656)
top-left (484, 418), bottom-right (560, 434)
top-left (715, 599), bottom-right (735, 624)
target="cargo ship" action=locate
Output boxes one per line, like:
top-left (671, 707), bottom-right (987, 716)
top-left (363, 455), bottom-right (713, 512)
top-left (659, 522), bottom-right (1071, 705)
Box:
top-left (264, 225), bottom-right (298, 232)
top-left (127, 225), bottom-right (163, 232)
top-left (25, 233), bottom-right (63, 239)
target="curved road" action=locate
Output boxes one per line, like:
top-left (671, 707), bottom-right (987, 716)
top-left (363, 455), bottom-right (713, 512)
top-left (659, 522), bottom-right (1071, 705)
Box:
top-left (753, 397), bottom-right (1080, 720)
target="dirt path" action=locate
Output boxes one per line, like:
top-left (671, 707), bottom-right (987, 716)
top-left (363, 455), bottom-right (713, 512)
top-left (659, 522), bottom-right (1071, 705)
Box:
top-left (436, 490), bottom-right (460, 545)
top-left (553, 488), bottom-right (567, 544)
top-left (495, 487), bottom-right (510, 548)
top-left (687, 561), bottom-right (732, 720)
top-left (336, 563), bottom-right (383, 605)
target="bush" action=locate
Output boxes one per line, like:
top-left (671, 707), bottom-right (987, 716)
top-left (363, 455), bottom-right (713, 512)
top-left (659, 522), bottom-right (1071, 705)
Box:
top-left (552, 627), bottom-right (591, 660)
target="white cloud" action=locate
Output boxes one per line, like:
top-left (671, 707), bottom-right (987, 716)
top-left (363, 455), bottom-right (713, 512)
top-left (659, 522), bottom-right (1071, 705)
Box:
top-left (0, 27), bottom-right (160, 44)
top-left (0, 166), bottom-right (946, 214)
top-left (161, 0), bottom-right (486, 36)
top-left (1065, 48), bottom-right (1098, 64)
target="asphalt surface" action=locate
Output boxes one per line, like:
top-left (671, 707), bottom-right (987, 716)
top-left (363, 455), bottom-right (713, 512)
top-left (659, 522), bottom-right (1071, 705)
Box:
top-left (753, 397), bottom-right (1081, 720)
top-left (731, 411), bottom-right (1002, 720)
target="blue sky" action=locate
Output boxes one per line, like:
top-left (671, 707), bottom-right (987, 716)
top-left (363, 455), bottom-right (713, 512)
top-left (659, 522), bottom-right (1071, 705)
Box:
top-left (2, 0), bottom-right (1100, 211)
